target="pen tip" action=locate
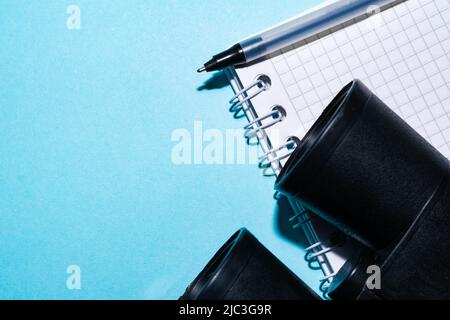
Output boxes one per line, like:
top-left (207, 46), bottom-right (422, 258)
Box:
top-left (197, 66), bottom-right (206, 73)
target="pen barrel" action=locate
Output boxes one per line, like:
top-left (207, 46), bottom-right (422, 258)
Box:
top-left (241, 0), bottom-right (396, 62)
top-left (275, 80), bottom-right (450, 250)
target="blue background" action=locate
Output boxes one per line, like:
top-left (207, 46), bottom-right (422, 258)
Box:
top-left (0, 0), bottom-right (321, 299)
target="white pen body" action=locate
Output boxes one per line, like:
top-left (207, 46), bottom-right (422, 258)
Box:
top-left (240, 0), bottom-right (397, 62)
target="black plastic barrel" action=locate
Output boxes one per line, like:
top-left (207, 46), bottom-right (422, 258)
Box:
top-left (275, 80), bottom-right (450, 299)
top-left (275, 79), bottom-right (449, 250)
top-left (180, 228), bottom-right (320, 300)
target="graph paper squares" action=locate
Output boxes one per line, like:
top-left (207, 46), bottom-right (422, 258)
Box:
top-left (271, 0), bottom-right (450, 158)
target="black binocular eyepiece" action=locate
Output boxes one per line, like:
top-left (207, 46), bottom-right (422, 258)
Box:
top-left (181, 228), bottom-right (319, 300)
top-left (275, 80), bottom-right (450, 299)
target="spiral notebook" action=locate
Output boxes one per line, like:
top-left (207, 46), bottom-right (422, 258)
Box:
top-left (225, 0), bottom-right (450, 293)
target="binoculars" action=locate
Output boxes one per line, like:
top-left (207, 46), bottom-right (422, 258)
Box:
top-left (183, 80), bottom-right (450, 300)
top-left (180, 228), bottom-right (320, 300)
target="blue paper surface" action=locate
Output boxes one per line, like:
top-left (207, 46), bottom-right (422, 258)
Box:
top-left (0, 0), bottom-right (321, 299)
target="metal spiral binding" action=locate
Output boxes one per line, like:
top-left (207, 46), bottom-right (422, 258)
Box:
top-left (244, 106), bottom-right (286, 149)
top-left (290, 209), bottom-right (337, 294)
top-left (304, 242), bottom-right (335, 270)
top-left (259, 138), bottom-right (298, 177)
top-left (229, 76), bottom-right (270, 119)
top-left (227, 72), bottom-right (336, 297)
top-left (244, 107), bottom-right (285, 138)
top-left (319, 272), bottom-right (337, 294)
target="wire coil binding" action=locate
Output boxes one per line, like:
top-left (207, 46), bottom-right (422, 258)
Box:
top-left (292, 210), bottom-right (337, 294)
top-left (229, 77), bottom-right (270, 119)
top-left (227, 72), bottom-right (335, 297)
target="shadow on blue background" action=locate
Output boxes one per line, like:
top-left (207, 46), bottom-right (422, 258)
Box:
top-left (0, 0), bottom-right (321, 299)
top-left (197, 71), bottom-right (229, 91)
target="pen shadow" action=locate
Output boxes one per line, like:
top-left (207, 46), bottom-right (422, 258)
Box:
top-left (197, 71), bottom-right (229, 91)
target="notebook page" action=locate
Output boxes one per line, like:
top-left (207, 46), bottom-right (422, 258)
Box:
top-left (235, 0), bottom-right (450, 160)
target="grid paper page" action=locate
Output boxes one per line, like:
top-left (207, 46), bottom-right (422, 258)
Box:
top-left (235, 0), bottom-right (450, 159)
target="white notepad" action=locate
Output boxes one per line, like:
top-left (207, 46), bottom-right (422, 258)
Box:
top-left (226, 0), bottom-right (450, 292)
top-left (233, 0), bottom-right (449, 159)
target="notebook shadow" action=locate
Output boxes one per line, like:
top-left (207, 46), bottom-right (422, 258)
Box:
top-left (197, 71), bottom-right (229, 91)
